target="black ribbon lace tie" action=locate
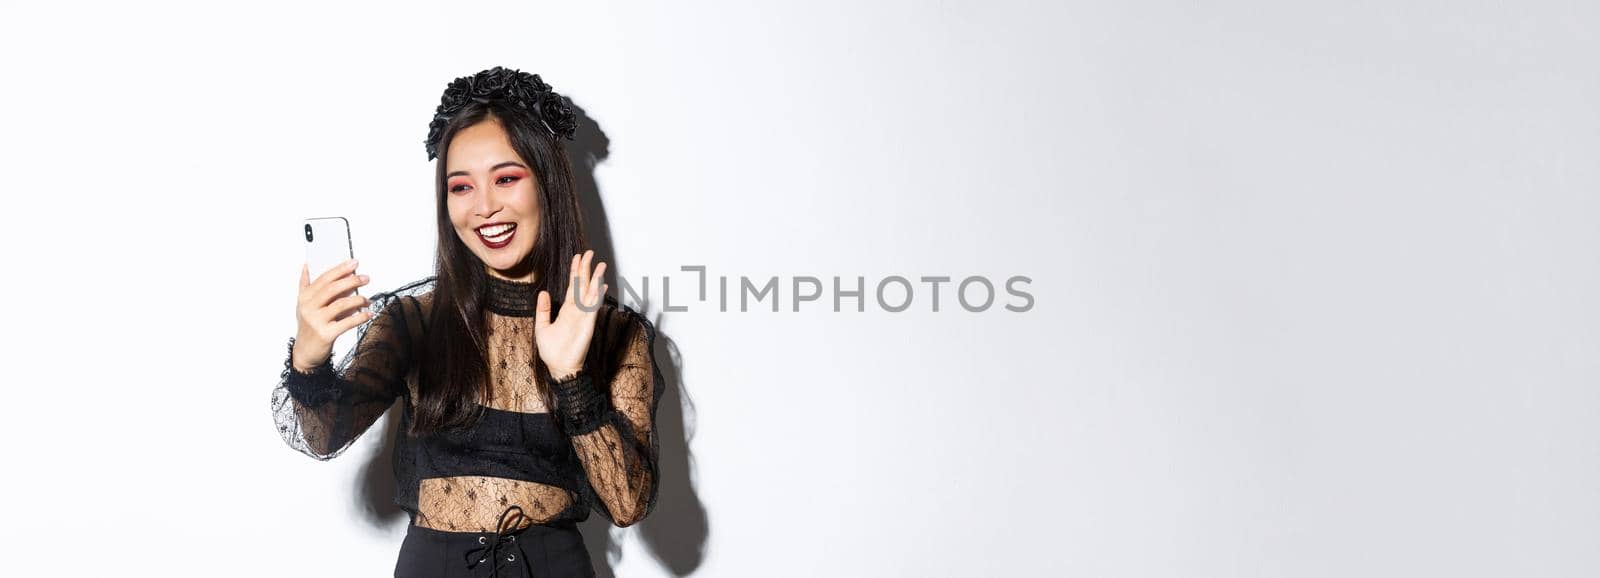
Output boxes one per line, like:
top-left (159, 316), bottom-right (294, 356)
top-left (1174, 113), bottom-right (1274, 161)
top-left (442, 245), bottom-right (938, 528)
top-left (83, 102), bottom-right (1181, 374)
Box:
top-left (464, 505), bottom-right (531, 577)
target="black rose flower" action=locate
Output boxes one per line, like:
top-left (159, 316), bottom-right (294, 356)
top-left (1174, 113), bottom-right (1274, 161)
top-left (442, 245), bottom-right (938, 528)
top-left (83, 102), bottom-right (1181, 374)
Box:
top-left (475, 67), bottom-right (510, 94)
top-left (441, 76), bottom-right (473, 107)
top-left (424, 116), bottom-right (450, 160)
top-left (539, 92), bottom-right (578, 141)
top-left (504, 82), bottom-right (532, 106)
top-left (516, 71), bottom-right (550, 94)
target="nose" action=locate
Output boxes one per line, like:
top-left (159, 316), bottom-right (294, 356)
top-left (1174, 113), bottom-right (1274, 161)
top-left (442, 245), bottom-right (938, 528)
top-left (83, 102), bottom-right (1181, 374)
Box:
top-left (473, 181), bottom-right (500, 218)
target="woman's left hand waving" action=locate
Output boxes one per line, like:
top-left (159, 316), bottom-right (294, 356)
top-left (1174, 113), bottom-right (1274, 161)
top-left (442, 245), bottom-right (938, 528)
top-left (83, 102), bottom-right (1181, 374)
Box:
top-left (535, 249), bottom-right (608, 380)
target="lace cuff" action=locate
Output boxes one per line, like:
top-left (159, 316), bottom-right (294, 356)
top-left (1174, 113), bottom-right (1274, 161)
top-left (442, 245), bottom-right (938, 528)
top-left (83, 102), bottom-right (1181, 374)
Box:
top-left (549, 369), bottom-right (609, 435)
top-left (280, 337), bottom-right (343, 407)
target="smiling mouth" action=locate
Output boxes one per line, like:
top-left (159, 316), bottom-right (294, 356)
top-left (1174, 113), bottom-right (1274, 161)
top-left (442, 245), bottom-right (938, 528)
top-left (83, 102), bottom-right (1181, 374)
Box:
top-left (476, 223), bottom-right (516, 248)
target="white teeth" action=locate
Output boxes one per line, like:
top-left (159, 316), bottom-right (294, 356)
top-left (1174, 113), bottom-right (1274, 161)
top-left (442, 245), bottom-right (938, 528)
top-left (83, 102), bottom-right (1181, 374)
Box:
top-left (477, 223), bottom-right (515, 239)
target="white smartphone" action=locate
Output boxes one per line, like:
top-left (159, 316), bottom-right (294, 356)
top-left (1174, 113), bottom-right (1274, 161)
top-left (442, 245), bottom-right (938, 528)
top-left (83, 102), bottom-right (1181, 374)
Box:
top-left (303, 216), bottom-right (360, 321)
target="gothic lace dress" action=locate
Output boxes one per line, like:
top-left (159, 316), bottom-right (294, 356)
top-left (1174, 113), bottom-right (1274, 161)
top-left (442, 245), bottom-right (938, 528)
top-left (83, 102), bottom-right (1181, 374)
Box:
top-left (271, 275), bottom-right (663, 531)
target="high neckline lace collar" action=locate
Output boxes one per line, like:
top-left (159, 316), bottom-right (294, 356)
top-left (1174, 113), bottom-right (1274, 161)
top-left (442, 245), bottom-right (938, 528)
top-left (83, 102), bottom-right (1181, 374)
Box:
top-left (485, 274), bottom-right (537, 317)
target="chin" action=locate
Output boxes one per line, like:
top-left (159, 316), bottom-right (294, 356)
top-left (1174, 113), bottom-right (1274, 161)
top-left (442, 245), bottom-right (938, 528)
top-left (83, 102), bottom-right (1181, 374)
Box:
top-left (481, 252), bottom-right (528, 274)
top-left (455, 240), bottom-right (515, 274)
top-left (466, 242), bottom-right (532, 275)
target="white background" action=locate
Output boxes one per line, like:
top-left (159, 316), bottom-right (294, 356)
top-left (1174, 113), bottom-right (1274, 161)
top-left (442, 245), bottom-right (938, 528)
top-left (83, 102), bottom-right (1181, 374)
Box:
top-left (2, 1), bottom-right (1597, 576)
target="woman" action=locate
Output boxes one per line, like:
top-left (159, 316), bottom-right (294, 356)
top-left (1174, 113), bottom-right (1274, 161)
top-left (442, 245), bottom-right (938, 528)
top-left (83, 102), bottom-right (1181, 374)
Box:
top-left (272, 66), bottom-right (662, 577)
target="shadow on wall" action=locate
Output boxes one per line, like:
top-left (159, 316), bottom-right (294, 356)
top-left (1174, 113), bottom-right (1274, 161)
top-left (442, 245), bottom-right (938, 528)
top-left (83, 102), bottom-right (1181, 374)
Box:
top-left (351, 102), bottom-right (710, 577)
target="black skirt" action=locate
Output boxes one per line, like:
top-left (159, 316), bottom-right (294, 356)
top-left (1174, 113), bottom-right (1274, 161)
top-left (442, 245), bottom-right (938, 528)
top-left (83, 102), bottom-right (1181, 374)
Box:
top-left (394, 518), bottom-right (595, 578)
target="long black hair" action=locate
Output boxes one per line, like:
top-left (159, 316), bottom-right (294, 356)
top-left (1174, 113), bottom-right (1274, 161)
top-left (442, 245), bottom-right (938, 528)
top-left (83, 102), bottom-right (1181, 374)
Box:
top-left (411, 99), bottom-right (587, 436)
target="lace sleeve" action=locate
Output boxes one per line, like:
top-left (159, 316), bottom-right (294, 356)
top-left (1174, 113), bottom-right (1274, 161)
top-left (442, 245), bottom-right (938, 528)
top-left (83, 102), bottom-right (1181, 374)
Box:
top-left (271, 280), bottom-right (431, 461)
top-left (550, 301), bottom-right (664, 527)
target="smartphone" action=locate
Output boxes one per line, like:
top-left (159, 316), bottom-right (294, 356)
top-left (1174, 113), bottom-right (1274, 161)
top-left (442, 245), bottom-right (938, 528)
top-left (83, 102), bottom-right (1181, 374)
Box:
top-left (303, 217), bottom-right (361, 321)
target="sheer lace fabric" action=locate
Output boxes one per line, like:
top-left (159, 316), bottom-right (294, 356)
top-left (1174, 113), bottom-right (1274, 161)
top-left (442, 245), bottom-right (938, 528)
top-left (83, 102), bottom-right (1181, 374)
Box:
top-left (415, 476), bottom-right (573, 531)
top-left (272, 275), bottom-right (663, 530)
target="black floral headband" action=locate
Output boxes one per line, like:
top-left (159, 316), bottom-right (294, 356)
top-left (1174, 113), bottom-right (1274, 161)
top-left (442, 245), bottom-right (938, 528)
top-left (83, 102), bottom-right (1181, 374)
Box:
top-left (424, 66), bottom-right (578, 160)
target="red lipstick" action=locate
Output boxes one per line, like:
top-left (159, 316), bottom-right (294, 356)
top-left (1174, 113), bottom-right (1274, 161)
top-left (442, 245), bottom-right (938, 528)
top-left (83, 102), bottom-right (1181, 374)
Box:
top-left (475, 222), bottom-right (517, 249)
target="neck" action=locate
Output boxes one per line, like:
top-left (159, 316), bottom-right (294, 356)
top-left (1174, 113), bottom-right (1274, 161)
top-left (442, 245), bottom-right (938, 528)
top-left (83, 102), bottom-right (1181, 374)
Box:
top-left (487, 268), bottom-right (536, 283)
top-left (484, 273), bottom-right (538, 317)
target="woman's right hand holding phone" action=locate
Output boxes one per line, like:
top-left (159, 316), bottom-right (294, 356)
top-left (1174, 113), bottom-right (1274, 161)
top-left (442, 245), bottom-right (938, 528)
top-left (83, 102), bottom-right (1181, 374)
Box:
top-left (292, 259), bottom-right (372, 373)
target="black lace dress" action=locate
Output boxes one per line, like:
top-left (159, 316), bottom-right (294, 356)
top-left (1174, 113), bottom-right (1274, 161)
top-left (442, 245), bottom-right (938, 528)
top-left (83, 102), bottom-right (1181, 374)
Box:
top-left (271, 275), bottom-right (663, 575)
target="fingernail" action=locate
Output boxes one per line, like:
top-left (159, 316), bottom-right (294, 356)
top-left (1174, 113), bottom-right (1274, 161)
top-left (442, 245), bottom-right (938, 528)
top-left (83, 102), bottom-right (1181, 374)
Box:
top-left (359, 274), bottom-right (370, 282)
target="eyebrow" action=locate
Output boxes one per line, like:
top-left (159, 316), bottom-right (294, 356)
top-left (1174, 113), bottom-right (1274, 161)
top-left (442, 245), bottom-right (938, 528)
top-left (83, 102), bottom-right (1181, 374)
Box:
top-left (446, 161), bottom-right (528, 179)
